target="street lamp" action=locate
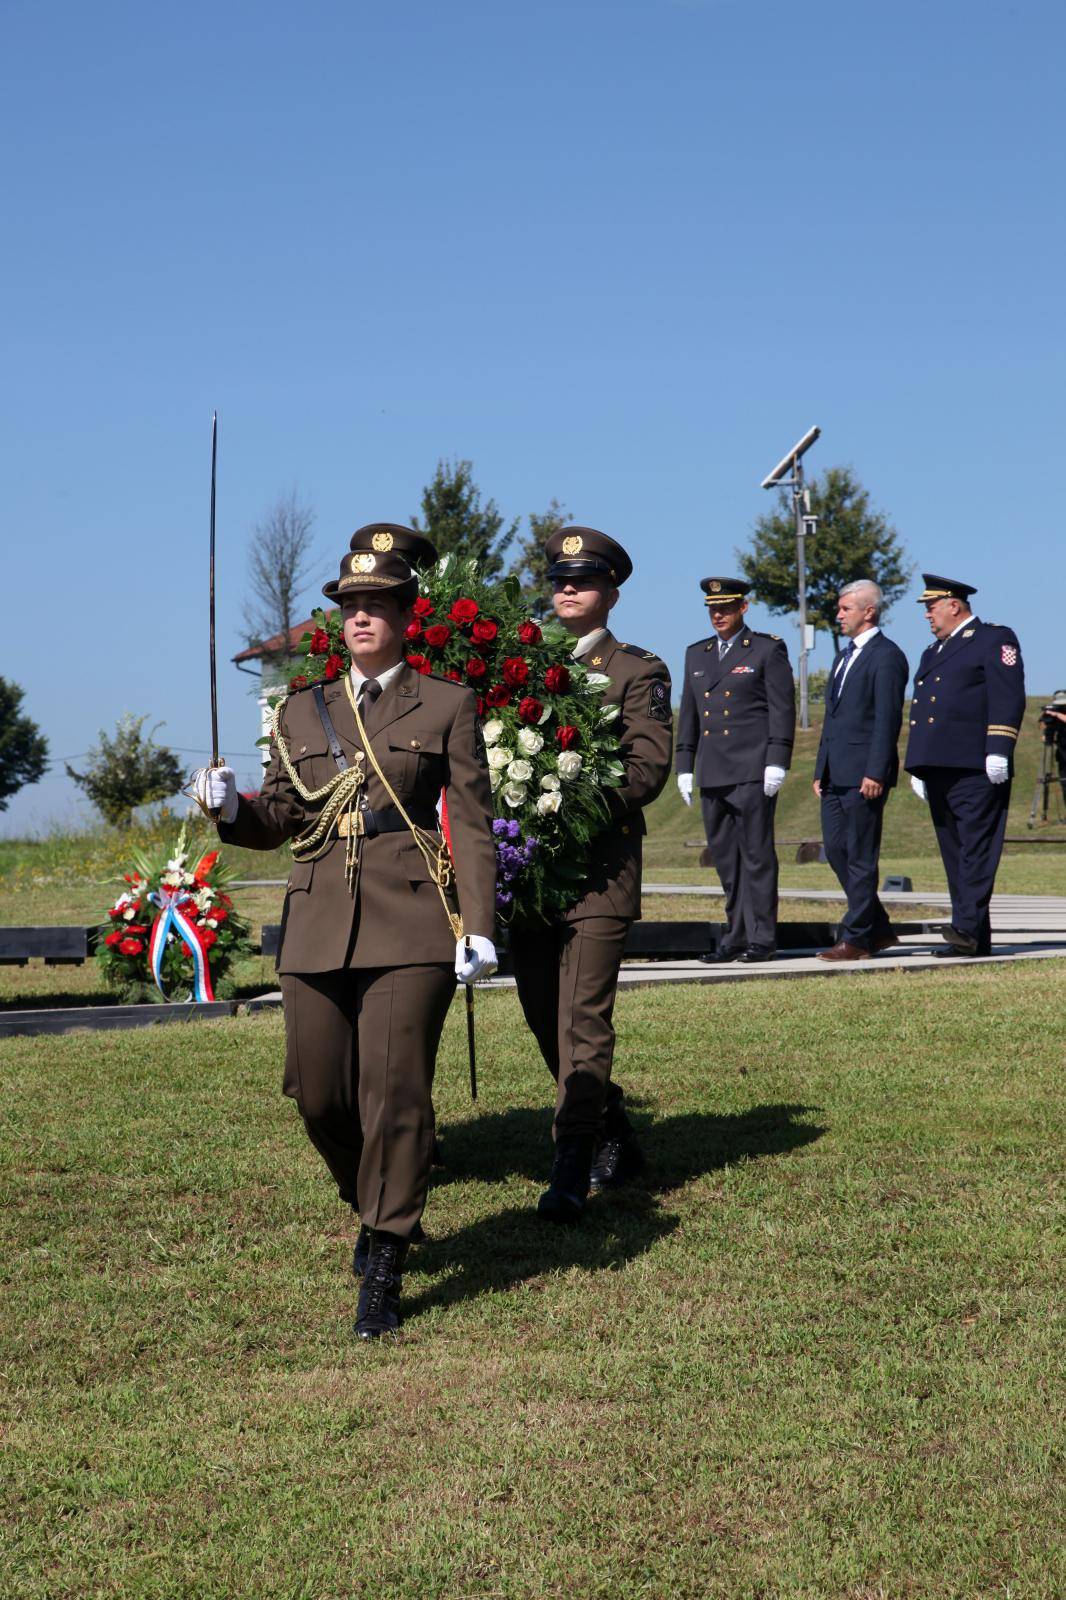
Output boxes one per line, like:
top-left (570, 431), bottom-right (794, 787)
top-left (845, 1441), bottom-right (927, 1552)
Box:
top-left (761, 425), bottom-right (821, 730)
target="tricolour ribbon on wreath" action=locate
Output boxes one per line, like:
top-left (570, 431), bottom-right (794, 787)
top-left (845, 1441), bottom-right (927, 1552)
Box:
top-left (147, 885), bottom-right (216, 1002)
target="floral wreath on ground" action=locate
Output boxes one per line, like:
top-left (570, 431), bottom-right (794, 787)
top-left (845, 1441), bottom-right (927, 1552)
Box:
top-left (289, 557), bottom-right (624, 924)
top-left (97, 824), bottom-right (251, 1003)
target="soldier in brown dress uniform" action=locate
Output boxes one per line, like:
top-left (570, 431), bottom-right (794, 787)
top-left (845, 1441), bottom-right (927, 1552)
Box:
top-left (509, 526), bottom-right (673, 1223)
top-left (195, 524), bottom-right (497, 1339)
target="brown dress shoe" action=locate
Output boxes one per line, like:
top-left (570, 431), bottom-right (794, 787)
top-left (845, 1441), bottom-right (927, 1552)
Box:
top-left (817, 940), bottom-right (871, 962)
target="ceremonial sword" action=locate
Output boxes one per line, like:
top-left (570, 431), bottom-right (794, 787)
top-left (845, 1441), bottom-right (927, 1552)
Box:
top-left (207, 411), bottom-right (224, 815)
top-left (464, 941), bottom-right (477, 1101)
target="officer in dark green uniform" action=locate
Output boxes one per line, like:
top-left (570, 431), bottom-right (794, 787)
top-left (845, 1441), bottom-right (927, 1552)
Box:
top-left (675, 577), bottom-right (795, 962)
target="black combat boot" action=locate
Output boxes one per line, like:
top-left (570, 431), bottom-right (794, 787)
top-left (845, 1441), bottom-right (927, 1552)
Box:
top-left (537, 1134), bottom-right (596, 1224)
top-left (353, 1219), bottom-right (424, 1278)
top-left (590, 1110), bottom-right (645, 1191)
top-left (354, 1231), bottom-right (408, 1340)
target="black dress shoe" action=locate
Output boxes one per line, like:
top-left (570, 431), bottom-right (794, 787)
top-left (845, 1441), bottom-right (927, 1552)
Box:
top-left (354, 1219), bottom-right (425, 1277)
top-left (354, 1231), bottom-right (408, 1340)
top-left (590, 1129), bottom-right (644, 1190)
top-left (739, 945), bottom-right (776, 963)
top-left (699, 944), bottom-right (744, 964)
top-left (940, 924), bottom-right (978, 954)
top-left (537, 1134), bottom-right (596, 1224)
top-left (933, 945), bottom-right (986, 959)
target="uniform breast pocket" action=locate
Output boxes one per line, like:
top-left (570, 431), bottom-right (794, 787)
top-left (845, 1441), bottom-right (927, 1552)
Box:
top-left (386, 729), bottom-right (444, 795)
top-left (289, 735), bottom-right (333, 790)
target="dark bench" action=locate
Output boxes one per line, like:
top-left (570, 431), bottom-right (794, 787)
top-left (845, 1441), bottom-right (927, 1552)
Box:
top-left (0, 927), bottom-right (91, 966)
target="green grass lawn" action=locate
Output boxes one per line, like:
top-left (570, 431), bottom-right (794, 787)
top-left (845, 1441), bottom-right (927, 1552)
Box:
top-left (2, 965), bottom-right (1063, 1598)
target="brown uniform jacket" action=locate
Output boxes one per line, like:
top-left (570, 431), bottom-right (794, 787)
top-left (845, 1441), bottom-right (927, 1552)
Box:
top-left (566, 631), bottom-right (673, 923)
top-left (219, 667), bottom-right (496, 972)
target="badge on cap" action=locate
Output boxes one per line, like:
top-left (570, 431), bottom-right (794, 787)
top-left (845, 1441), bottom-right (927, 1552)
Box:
top-left (709, 581), bottom-right (722, 593)
top-left (562, 534), bottom-right (583, 555)
top-left (351, 552), bottom-right (376, 573)
top-left (371, 531), bottom-right (394, 552)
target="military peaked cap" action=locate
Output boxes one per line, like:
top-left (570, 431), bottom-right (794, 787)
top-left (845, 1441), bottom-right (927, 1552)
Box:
top-left (349, 523), bottom-right (438, 568)
top-left (545, 525), bottom-right (633, 585)
top-left (700, 576), bottom-right (750, 605)
top-left (918, 573), bottom-right (976, 603)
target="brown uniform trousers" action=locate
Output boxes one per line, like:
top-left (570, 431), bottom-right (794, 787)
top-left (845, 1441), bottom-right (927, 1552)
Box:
top-left (510, 633), bottom-right (673, 1138)
top-left (219, 665), bottom-right (496, 1237)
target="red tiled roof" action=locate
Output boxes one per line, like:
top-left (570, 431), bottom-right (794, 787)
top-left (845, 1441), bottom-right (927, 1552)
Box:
top-left (232, 613), bottom-right (337, 664)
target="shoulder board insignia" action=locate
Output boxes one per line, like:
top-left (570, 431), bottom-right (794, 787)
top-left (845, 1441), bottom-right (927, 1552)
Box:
top-left (425, 671), bottom-right (465, 688)
top-left (619, 642), bottom-right (662, 663)
top-left (962, 628), bottom-right (975, 637)
top-left (286, 678), bottom-right (315, 694)
top-left (770, 634), bottom-right (782, 641)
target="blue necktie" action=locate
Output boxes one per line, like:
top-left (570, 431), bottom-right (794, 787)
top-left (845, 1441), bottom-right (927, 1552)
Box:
top-left (831, 641), bottom-right (855, 706)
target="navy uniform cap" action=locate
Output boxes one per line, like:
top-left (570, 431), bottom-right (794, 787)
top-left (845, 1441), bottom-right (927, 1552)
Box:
top-left (918, 573), bottom-right (976, 603)
top-left (700, 576), bottom-right (750, 605)
top-left (349, 522), bottom-right (438, 569)
top-left (545, 525), bottom-right (633, 585)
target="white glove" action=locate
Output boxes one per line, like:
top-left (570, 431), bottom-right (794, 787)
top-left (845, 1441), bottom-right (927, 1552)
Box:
top-left (192, 765), bottom-right (238, 824)
top-left (910, 775), bottom-right (928, 803)
top-left (455, 935), bottom-right (498, 984)
top-left (986, 755), bottom-right (1009, 785)
top-left (763, 765), bottom-right (786, 798)
top-left (677, 773), bottom-right (694, 807)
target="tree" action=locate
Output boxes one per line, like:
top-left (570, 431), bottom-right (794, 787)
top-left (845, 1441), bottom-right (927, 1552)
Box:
top-left (412, 459), bottom-right (517, 581)
top-left (511, 498), bottom-right (569, 615)
top-left (739, 465), bottom-right (913, 648)
top-left (242, 490), bottom-right (318, 669)
top-left (66, 715), bottom-right (184, 830)
top-left (0, 678), bottom-right (48, 812)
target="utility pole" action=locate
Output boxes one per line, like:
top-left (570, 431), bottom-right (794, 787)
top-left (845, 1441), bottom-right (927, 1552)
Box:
top-left (761, 425), bottom-right (821, 731)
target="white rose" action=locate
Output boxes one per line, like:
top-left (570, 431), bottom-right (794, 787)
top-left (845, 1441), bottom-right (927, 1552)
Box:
top-left (536, 790), bottom-right (563, 815)
top-left (539, 773), bottom-right (561, 791)
top-left (162, 870), bottom-right (183, 888)
top-left (502, 782), bottom-right (527, 808)
top-left (517, 728), bottom-right (544, 755)
top-left (489, 766), bottom-right (502, 792)
top-left (506, 759), bottom-right (533, 782)
top-left (482, 719), bottom-right (505, 745)
top-left (487, 746), bottom-right (513, 771)
top-left (556, 751), bottom-right (583, 780)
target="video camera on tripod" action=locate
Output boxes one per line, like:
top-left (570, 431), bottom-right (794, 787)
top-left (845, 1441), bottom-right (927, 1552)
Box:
top-left (1029, 690), bottom-right (1066, 827)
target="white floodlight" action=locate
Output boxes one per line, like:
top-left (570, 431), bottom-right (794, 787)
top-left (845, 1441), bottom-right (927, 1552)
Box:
top-left (760, 425), bottom-right (821, 489)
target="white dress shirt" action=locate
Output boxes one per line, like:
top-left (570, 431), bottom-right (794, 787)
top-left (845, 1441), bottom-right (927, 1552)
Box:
top-left (833, 624), bottom-right (880, 695)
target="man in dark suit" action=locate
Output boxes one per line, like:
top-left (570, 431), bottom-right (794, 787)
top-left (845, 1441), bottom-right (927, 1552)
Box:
top-left (904, 573), bottom-right (1025, 957)
top-left (813, 580), bottom-right (909, 961)
top-left (675, 577), bottom-right (795, 962)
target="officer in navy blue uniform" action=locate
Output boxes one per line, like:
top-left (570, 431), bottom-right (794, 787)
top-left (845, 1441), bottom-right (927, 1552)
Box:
top-left (904, 574), bottom-right (1025, 957)
top-left (676, 577), bottom-right (795, 961)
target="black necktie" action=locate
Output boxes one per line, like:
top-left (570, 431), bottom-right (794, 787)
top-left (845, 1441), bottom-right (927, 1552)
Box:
top-left (359, 677), bottom-right (382, 707)
top-left (831, 641), bottom-right (855, 705)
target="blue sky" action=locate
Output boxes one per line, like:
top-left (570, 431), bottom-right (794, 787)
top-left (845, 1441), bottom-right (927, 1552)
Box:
top-left (3, 0), bottom-right (1063, 832)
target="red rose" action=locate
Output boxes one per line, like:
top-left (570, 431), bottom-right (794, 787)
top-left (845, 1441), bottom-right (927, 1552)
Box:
top-left (324, 654), bottom-right (343, 680)
top-left (471, 618), bottom-right (498, 644)
top-left (465, 656), bottom-right (488, 681)
top-left (485, 684), bottom-right (511, 708)
top-left (517, 696), bottom-right (544, 725)
top-left (412, 596), bottom-right (435, 618)
top-left (118, 937), bottom-right (143, 956)
top-left (544, 664), bottom-right (571, 693)
top-left (444, 670), bottom-right (462, 682)
top-left (406, 653), bottom-right (433, 675)
top-left (448, 598), bottom-right (479, 625)
top-left (518, 620), bottom-right (542, 645)
top-left (105, 930), bottom-right (124, 947)
top-left (501, 656), bottom-right (530, 688)
top-left (289, 674), bottom-right (308, 690)
top-left (403, 621), bottom-right (423, 641)
top-left (309, 628), bottom-right (330, 654)
top-left (423, 623), bottom-right (452, 649)
top-left (556, 724), bottom-right (580, 749)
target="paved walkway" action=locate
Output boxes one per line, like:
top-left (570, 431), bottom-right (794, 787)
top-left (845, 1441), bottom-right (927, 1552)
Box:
top-left (643, 884), bottom-right (1066, 932)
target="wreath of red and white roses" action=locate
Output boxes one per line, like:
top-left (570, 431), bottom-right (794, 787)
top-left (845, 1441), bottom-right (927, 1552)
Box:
top-left (288, 558), bottom-right (624, 923)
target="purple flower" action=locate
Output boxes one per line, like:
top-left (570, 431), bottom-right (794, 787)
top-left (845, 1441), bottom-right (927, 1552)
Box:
top-left (496, 890), bottom-right (513, 909)
top-left (492, 819), bottom-right (510, 838)
top-left (506, 819), bottom-right (521, 840)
